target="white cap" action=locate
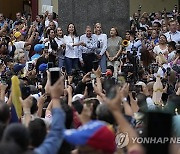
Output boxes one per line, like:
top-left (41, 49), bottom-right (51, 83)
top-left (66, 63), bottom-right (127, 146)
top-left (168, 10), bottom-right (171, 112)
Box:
top-left (135, 81), bottom-right (146, 87)
top-left (72, 94), bottom-right (84, 102)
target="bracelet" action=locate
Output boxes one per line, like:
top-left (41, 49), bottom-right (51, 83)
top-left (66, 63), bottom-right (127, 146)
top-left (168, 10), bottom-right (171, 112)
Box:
top-left (24, 111), bottom-right (31, 115)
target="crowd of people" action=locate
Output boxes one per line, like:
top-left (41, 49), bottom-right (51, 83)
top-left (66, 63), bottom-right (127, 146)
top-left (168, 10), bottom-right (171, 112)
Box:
top-left (0, 4), bottom-right (180, 154)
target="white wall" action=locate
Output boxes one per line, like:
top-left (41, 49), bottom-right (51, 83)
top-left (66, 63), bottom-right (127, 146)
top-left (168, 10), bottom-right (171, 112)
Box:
top-left (38, 0), bottom-right (58, 15)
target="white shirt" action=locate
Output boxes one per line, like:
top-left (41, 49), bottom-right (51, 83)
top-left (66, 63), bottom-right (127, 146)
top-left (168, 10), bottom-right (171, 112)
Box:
top-left (165, 31), bottom-right (180, 43)
top-left (94, 33), bottom-right (107, 56)
top-left (168, 50), bottom-right (176, 62)
top-left (152, 19), bottom-right (163, 25)
top-left (14, 41), bottom-right (25, 49)
top-left (55, 37), bottom-right (65, 58)
top-left (64, 35), bottom-right (80, 58)
top-left (125, 40), bottom-right (142, 56)
top-left (79, 34), bottom-right (98, 61)
top-left (45, 20), bottom-right (58, 28)
top-left (55, 37), bottom-right (64, 47)
top-left (153, 45), bottom-right (168, 54)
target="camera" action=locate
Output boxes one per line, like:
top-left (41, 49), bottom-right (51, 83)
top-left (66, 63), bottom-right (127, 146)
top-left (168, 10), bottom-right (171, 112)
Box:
top-left (71, 69), bottom-right (83, 85)
top-left (149, 63), bottom-right (158, 74)
top-left (121, 63), bottom-right (133, 74)
top-left (131, 47), bottom-right (138, 55)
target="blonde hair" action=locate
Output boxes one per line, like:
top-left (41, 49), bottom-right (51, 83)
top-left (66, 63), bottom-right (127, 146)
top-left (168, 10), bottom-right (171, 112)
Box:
top-left (14, 52), bottom-right (25, 63)
top-left (94, 23), bottom-right (102, 34)
top-left (14, 49), bottom-right (24, 56)
top-left (156, 54), bottom-right (167, 65)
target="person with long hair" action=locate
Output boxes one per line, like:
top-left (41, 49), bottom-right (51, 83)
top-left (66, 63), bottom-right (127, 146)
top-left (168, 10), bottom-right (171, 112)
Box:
top-left (94, 23), bottom-right (107, 73)
top-left (44, 29), bottom-right (58, 65)
top-left (153, 34), bottom-right (168, 55)
top-left (64, 23), bottom-right (81, 75)
top-left (106, 27), bottom-right (122, 78)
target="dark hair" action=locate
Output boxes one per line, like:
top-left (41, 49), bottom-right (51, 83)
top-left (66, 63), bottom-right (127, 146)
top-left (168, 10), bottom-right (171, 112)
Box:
top-left (37, 15), bottom-right (44, 20)
top-left (28, 118), bottom-right (46, 147)
top-left (0, 142), bottom-right (23, 154)
top-left (2, 123), bottom-right (29, 151)
top-left (67, 23), bottom-right (77, 36)
top-left (96, 104), bottom-right (115, 124)
top-left (61, 100), bottom-right (73, 129)
top-left (107, 65), bottom-right (114, 74)
top-left (153, 21), bottom-right (161, 28)
top-left (159, 34), bottom-right (167, 42)
top-left (0, 103), bottom-right (10, 124)
top-left (137, 93), bottom-right (148, 112)
top-left (168, 41), bottom-right (176, 50)
top-left (30, 97), bottom-right (38, 115)
top-left (47, 28), bottom-right (56, 38)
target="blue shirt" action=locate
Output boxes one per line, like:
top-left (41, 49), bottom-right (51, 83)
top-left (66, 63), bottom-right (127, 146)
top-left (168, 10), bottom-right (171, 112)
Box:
top-left (34, 108), bottom-right (65, 154)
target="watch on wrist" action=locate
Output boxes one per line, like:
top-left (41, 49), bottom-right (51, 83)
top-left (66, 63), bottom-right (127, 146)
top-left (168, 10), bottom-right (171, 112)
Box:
top-left (122, 97), bottom-right (128, 102)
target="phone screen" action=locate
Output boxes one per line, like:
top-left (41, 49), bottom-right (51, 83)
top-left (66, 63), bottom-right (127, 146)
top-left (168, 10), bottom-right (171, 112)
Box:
top-left (21, 86), bottom-right (31, 99)
top-left (146, 112), bottom-right (172, 154)
top-left (28, 63), bottom-right (33, 71)
top-left (49, 67), bottom-right (61, 85)
top-left (93, 60), bottom-right (99, 71)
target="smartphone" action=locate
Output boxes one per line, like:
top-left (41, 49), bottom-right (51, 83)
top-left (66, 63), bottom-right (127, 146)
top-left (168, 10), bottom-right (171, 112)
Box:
top-left (49, 67), bottom-right (61, 85)
top-left (93, 60), bottom-right (99, 71)
top-left (90, 73), bottom-right (96, 79)
top-left (72, 100), bottom-right (83, 114)
top-left (28, 62), bottom-right (33, 71)
top-left (1, 74), bottom-right (7, 84)
top-left (44, 46), bottom-right (49, 50)
top-left (47, 62), bottom-right (53, 69)
top-left (103, 78), bottom-right (116, 99)
top-left (146, 112), bottom-right (172, 154)
top-left (21, 86), bottom-right (31, 99)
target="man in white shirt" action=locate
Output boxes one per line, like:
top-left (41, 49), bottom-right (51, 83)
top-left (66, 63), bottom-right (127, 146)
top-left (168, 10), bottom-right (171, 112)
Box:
top-left (152, 12), bottom-right (163, 25)
top-left (79, 26), bottom-right (98, 73)
top-left (13, 31), bottom-right (34, 50)
top-left (167, 41), bottom-right (176, 63)
top-left (45, 13), bottom-right (58, 28)
top-left (165, 20), bottom-right (180, 43)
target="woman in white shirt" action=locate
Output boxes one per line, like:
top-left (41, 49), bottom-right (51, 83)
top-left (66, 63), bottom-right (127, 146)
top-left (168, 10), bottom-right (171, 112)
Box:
top-left (153, 34), bottom-right (168, 55)
top-left (94, 23), bottom-right (107, 73)
top-left (64, 23), bottom-right (81, 75)
top-left (55, 27), bottom-right (65, 68)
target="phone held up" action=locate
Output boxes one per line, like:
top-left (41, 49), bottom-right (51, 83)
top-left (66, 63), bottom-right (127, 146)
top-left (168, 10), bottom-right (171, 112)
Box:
top-left (49, 67), bottom-right (62, 85)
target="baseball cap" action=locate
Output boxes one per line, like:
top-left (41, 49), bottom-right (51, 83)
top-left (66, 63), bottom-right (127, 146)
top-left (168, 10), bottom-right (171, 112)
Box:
top-left (64, 120), bottom-right (116, 153)
top-left (39, 63), bottom-right (47, 72)
top-left (72, 94), bottom-right (84, 102)
top-left (13, 63), bottom-right (25, 73)
top-left (34, 44), bottom-right (45, 53)
top-left (14, 32), bottom-right (22, 39)
top-left (135, 81), bottom-right (146, 87)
